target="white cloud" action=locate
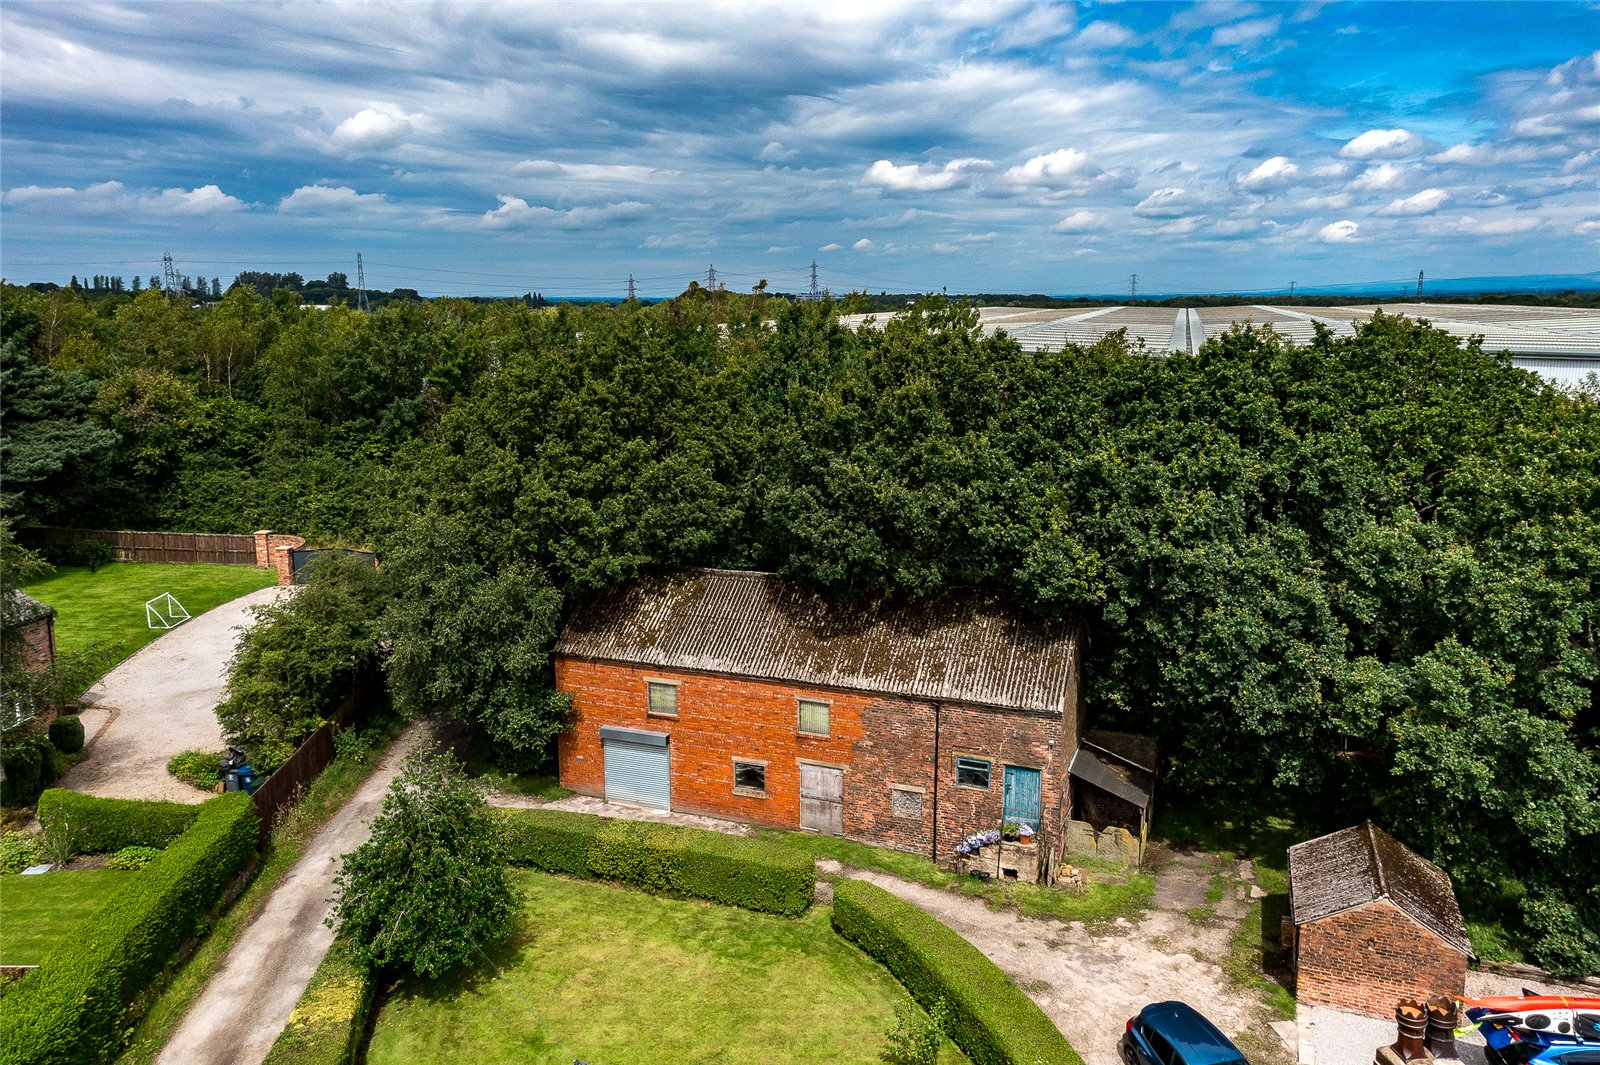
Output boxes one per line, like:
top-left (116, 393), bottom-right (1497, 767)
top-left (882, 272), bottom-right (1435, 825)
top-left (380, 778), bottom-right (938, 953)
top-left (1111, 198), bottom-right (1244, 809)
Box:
top-left (861, 157), bottom-right (990, 192)
top-left (328, 106), bottom-right (414, 154)
top-left (1339, 128), bottom-right (1424, 159)
top-left (1378, 188), bottom-right (1450, 216)
top-left (765, 244), bottom-right (797, 253)
top-left (279, 184), bottom-right (388, 212)
top-left (1075, 21), bottom-right (1135, 49)
top-left (1317, 219), bottom-right (1359, 243)
top-left (1237, 156), bottom-right (1299, 190)
top-left (1455, 214), bottom-right (1543, 236)
top-left (1575, 219), bottom-right (1600, 235)
top-left (2, 180), bottom-right (244, 216)
top-left (962, 231), bottom-right (998, 242)
top-left (758, 141), bottom-right (799, 163)
top-left (852, 237), bottom-right (873, 250)
top-left (932, 242), bottom-right (960, 254)
top-left (1310, 162), bottom-right (1349, 178)
top-left (480, 196), bottom-right (649, 229)
top-left (819, 242), bottom-right (842, 251)
top-left (1212, 16), bottom-right (1281, 46)
top-left (1348, 163), bottom-right (1407, 190)
top-left (1003, 148), bottom-right (1100, 188)
top-left (1053, 209), bottom-right (1099, 232)
top-left (1134, 187), bottom-right (1189, 217)
top-left (1297, 193), bottom-right (1351, 210)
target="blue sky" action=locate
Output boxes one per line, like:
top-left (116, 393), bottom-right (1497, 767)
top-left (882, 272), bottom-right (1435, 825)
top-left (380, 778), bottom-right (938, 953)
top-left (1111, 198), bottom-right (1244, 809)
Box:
top-left (2, 1), bottom-right (1597, 298)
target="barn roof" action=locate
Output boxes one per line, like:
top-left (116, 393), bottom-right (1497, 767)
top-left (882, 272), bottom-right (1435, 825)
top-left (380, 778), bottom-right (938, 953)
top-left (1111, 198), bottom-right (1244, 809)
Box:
top-left (555, 568), bottom-right (1078, 714)
top-left (1288, 821), bottom-right (1471, 956)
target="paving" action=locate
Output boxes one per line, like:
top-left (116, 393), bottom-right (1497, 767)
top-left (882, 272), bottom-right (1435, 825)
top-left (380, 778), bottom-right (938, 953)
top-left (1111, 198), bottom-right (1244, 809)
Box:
top-left (61, 586), bottom-right (288, 803)
top-left (153, 726), bottom-right (421, 1065)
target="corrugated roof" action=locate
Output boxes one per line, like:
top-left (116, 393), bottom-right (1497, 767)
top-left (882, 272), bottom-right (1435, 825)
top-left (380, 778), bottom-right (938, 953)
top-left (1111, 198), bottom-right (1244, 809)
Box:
top-left (1068, 744), bottom-right (1154, 809)
top-left (555, 568), bottom-right (1077, 714)
top-left (1288, 821), bottom-right (1471, 956)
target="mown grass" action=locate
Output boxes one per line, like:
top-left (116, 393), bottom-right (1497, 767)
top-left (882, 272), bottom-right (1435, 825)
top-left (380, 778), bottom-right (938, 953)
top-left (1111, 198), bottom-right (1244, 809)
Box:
top-left (20, 563), bottom-right (277, 692)
top-left (755, 828), bottom-right (1154, 925)
top-left (115, 721), bottom-right (400, 1065)
top-left (0, 869), bottom-right (140, 964)
top-left (365, 870), bottom-right (968, 1065)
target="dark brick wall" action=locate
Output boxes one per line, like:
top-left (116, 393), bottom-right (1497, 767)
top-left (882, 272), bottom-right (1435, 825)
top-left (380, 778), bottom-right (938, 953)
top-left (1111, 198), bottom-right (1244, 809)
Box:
top-left (1296, 899), bottom-right (1470, 1016)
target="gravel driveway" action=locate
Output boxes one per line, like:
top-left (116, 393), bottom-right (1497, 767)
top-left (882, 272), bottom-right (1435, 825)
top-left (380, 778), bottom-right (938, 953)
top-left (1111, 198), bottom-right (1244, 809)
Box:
top-left (60, 586), bottom-right (287, 803)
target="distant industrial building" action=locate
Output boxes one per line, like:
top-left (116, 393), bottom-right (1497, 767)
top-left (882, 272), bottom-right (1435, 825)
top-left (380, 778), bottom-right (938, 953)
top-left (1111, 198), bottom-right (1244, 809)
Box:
top-left (840, 304), bottom-right (1600, 389)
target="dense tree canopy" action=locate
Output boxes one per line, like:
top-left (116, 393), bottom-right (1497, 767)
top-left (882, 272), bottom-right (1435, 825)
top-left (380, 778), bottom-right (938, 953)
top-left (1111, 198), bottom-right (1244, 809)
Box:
top-left (2, 281), bottom-right (1595, 972)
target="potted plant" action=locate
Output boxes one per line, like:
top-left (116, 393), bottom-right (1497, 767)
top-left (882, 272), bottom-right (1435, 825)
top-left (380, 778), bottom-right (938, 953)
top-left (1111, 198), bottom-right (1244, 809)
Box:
top-left (1001, 821), bottom-right (1020, 842)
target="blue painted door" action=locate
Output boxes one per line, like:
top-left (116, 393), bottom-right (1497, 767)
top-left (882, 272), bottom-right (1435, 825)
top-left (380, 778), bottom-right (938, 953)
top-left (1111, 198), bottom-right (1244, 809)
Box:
top-left (1002, 766), bottom-right (1042, 831)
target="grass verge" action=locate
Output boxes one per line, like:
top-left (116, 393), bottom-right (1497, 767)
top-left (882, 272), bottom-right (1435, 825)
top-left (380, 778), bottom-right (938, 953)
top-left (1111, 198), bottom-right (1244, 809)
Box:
top-left (365, 869), bottom-right (968, 1065)
top-left (21, 562), bottom-right (278, 693)
top-left (114, 721), bottom-right (399, 1064)
top-left (755, 828), bottom-right (1153, 925)
top-left (0, 869), bottom-right (141, 965)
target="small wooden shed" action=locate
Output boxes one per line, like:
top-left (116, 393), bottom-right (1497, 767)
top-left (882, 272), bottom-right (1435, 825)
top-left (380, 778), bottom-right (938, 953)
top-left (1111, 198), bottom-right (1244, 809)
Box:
top-left (1287, 822), bottom-right (1472, 1017)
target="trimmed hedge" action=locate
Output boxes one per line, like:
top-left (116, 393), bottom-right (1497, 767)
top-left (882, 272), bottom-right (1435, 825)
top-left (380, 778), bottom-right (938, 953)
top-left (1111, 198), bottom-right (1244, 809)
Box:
top-left (0, 793), bottom-right (259, 1065)
top-left (497, 808), bottom-right (815, 917)
top-left (34, 789), bottom-right (200, 856)
top-left (261, 938), bottom-right (374, 1065)
top-left (47, 717), bottom-right (84, 755)
top-left (831, 879), bottom-right (1082, 1065)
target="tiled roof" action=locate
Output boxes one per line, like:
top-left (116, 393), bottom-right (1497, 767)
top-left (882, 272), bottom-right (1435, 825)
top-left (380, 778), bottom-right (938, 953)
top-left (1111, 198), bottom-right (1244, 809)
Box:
top-left (555, 568), bottom-right (1078, 714)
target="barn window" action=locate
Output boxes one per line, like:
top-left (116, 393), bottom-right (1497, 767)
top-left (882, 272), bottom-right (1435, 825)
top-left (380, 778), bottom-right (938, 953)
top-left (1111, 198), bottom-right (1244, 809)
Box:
top-left (956, 757), bottom-right (991, 789)
top-left (646, 681), bottom-right (678, 717)
top-left (797, 698), bottom-right (831, 736)
top-left (733, 761), bottom-right (767, 796)
top-left (890, 786), bottom-right (923, 819)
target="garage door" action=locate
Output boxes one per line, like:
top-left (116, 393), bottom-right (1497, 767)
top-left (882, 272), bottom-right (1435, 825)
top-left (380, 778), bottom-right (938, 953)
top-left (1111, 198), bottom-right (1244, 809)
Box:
top-left (601, 726), bottom-right (670, 810)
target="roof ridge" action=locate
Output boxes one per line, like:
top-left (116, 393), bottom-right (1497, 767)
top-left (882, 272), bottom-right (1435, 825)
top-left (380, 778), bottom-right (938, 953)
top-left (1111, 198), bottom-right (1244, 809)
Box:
top-left (1365, 821), bottom-right (1389, 899)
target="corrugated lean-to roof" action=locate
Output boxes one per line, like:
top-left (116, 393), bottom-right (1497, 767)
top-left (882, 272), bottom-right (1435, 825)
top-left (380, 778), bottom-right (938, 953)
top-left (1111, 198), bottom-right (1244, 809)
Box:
top-left (1288, 821), bottom-right (1471, 956)
top-left (555, 568), bottom-right (1077, 714)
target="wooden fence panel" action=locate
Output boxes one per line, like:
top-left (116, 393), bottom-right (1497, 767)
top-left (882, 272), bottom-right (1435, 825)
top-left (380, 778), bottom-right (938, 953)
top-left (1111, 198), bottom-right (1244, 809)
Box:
top-left (24, 527), bottom-right (256, 565)
top-left (250, 678), bottom-right (375, 844)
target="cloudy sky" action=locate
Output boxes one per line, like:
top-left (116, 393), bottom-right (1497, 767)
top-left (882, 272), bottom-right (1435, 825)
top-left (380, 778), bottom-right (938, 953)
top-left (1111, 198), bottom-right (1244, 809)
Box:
top-left (2, 1), bottom-right (1598, 298)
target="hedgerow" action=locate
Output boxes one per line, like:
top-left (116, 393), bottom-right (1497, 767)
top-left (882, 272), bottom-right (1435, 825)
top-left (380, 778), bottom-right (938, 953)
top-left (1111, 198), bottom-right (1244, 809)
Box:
top-left (497, 808), bottom-right (814, 916)
top-left (260, 938), bottom-right (374, 1065)
top-left (831, 879), bottom-right (1081, 1065)
top-left (0, 793), bottom-right (259, 1065)
top-left (34, 789), bottom-right (200, 855)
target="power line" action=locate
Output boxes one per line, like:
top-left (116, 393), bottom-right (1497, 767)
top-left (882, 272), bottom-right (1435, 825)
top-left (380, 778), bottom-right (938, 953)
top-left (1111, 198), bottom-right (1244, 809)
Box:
top-left (162, 251), bottom-right (180, 300)
top-left (356, 253), bottom-right (369, 313)
top-left (626, 274), bottom-right (636, 301)
top-left (1128, 273), bottom-right (1137, 304)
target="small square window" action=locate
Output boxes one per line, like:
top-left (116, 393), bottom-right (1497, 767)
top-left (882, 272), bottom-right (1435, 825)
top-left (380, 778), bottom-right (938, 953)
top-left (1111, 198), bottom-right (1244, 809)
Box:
top-left (798, 699), bottom-right (830, 736)
top-left (734, 761), bottom-right (766, 794)
top-left (647, 681), bottom-right (678, 716)
top-left (955, 757), bottom-right (990, 789)
top-left (890, 788), bottom-right (922, 819)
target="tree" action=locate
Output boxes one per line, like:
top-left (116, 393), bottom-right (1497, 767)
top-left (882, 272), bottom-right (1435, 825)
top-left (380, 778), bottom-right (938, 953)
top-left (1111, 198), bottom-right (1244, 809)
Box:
top-left (328, 744), bottom-right (514, 977)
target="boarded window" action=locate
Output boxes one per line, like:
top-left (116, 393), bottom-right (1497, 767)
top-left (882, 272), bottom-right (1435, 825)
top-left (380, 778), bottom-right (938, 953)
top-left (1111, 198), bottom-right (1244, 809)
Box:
top-left (891, 787), bottom-right (922, 819)
top-left (647, 681), bottom-right (678, 716)
top-left (797, 698), bottom-right (830, 736)
top-left (956, 757), bottom-right (991, 789)
top-left (734, 761), bottom-right (766, 794)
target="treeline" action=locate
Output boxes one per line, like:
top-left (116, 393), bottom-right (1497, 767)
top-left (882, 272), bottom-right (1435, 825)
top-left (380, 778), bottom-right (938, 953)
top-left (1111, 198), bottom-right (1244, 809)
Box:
top-left (17, 271), bottom-right (431, 311)
top-left (2, 282), bottom-right (1596, 973)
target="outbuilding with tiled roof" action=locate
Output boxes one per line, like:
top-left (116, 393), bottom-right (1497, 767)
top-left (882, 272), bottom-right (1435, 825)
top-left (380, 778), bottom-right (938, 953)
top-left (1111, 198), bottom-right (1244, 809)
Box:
top-left (1287, 821), bottom-right (1472, 1017)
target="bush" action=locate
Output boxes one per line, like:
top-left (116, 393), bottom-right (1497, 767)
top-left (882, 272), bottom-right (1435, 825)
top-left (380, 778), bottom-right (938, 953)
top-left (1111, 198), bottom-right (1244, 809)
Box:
top-left (168, 749), bottom-right (224, 790)
top-left (35, 789), bottom-right (201, 854)
top-left (883, 996), bottom-right (952, 1065)
top-left (0, 793), bottom-right (259, 1065)
top-left (331, 727), bottom-right (370, 762)
top-left (497, 808), bottom-right (815, 917)
top-left (261, 938), bottom-right (374, 1065)
top-left (106, 845), bottom-right (164, 871)
top-left (832, 880), bottom-right (1081, 1065)
top-left (38, 539), bottom-right (112, 572)
top-left (0, 736), bottom-right (54, 808)
top-left (0, 831), bottom-right (44, 874)
top-left (46, 716), bottom-right (84, 754)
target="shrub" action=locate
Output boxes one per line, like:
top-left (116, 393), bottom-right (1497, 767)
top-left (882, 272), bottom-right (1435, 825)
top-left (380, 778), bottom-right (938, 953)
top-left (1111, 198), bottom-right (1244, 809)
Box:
top-left (832, 880), bottom-right (1081, 1065)
top-left (106, 845), bottom-right (164, 871)
top-left (47, 716), bottom-right (84, 754)
top-left (0, 736), bottom-right (54, 807)
top-left (0, 831), bottom-right (44, 874)
top-left (882, 996), bottom-right (951, 1065)
top-left (331, 727), bottom-right (369, 762)
top-left (168, 749), bottom-right (224, 790)
top-left (34, 789), bottom-right (201, 854)
top-left (497, 808), bottom-right (815, 917)
top-left (261, 937), bottom-right (374, 1065)
top-left (0, 793), bottom-right (259, 1065)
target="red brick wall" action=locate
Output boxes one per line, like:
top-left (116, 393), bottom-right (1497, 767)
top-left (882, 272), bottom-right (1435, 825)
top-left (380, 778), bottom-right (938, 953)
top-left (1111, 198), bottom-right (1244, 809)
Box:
top-left (1296, 899), bottom-right (1469, 1016)
top-left (252, 530), bottom-right (306, 586)
top-left (555, 655), bottom-right (1078, 866)
top-left (14, 617), bottom-right (56, 672)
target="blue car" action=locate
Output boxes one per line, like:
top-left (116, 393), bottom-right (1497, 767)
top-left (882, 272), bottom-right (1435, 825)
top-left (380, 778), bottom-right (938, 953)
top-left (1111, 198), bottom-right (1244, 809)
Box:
top-left (1121, 1002), bottom-right (1250, 1065)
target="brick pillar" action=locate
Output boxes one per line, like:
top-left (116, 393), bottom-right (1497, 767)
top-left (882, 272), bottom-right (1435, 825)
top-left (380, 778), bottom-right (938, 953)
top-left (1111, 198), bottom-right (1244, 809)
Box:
top-left (254, 530), bottom-right (273, 569)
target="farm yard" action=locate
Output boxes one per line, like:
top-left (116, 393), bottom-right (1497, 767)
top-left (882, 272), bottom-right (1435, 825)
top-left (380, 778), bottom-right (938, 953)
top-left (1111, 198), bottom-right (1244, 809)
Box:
top-left (366, 869), bottom-right (969, 1065)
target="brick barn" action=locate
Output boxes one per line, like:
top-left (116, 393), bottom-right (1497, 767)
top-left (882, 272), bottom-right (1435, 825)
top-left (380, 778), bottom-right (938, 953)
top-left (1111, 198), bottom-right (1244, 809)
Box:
top-left (1287, 822), bottom-right (1473, 1016)
top-left (555, 568), bottom-right (1086, 877)
top-left (3, 589), bottom-right (57, 674)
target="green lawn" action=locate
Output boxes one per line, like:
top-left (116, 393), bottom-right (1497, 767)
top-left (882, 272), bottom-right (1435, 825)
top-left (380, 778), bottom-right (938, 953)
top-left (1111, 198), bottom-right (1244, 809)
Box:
top-left (20, 563), bottom-right (277, 687)
top-left (366, 870), bottom-right (967, 1065)
top-left (0, 869), bottom-right (140, 965)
